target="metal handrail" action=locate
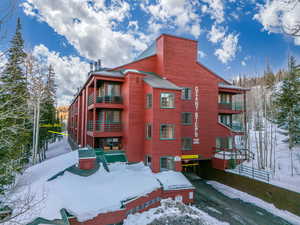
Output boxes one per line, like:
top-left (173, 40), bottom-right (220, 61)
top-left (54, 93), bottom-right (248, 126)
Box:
top-left (87, 120), bottom-right (122, 132)
top-left (96, 95), bottom-right (123, 104)
top-left (219, 102), bottom-right (244, 111)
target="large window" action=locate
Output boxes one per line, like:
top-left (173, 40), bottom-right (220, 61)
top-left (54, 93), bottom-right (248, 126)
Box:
top-left (160, 93), bottom-right (175, 108)
top-left (218, 114), bottom-right (232, 126)
top-left (146, 94), bottom-right (152, 108)
top-left (160, 124), bottom-right (175, 140)
top-left (181, 87), bottom-right (192, 100)
top-left (99, 111), bottom-right (120, 123)
top-left (218, 93), bottom-right (231, 103)
top-left (182, 137), bottom-right (192, 150)
top-left (160, 156), bottom-right (174, 171)
top-left (182, 112), bottom-right (192, 125)
top-left (146, 124), bottom-right (152, 139)
top-left (216, 137), bottom-right (233, 150)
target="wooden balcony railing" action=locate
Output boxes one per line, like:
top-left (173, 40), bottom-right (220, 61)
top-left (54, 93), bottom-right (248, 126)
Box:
top-left (87, 121), bottom-right (122, 132)
top-left (219, 122), bottom-right (244, 132)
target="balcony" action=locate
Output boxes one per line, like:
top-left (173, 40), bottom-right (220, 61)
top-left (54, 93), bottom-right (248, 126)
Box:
top-left (88, 94), bottom-right (124, 109)
top-left (218, 102), bottom-right (244, 112)
top-left (87, 121), bottom-right (122, 132)
top-left (219, 121), bottom-right (244, 133)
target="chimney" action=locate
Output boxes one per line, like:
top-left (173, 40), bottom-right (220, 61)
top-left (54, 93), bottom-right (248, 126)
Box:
top-left (94, 61), bottom-right (98, 71)
top-left (90, 62), bottom-right (93, 72)
top-left (78, 149), bottom-right (96, 170)
top-left (97, 59), bottom-right (101, 70)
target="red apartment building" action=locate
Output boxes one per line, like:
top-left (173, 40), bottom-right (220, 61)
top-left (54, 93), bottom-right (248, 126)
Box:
top-left (68, 34), bottom-right (250, 172)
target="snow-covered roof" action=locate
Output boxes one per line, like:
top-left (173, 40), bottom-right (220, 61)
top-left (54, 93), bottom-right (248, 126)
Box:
top-left (155, 171), bottom-right (194, 191)
top-left (10, 151), bottom-right (161, 223)
top-left (218, 83), bottom-right (250, 91)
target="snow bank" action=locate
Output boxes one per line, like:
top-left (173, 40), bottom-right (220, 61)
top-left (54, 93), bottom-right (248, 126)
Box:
top-left (6, 152), bottom-right (161, 224)
top-left (207, 181), bottom-right (300, 225)
top-left (155, 171), bottom-right (194, 190)
top-left (123, 198), bottom-right (229, 225)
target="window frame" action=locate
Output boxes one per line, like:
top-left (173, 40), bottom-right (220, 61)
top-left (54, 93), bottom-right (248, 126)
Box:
top-left (181, 112), bottom-right (192, 125)
top-left (146, 93), bottom-right (152, 109)
top-left (182, 137), bottom-right (192, 150)
top-left (160, 92), bottom-right (175, 109)
top-left (146, 123), bottom-right (152, 140)
top-left (160, 156), bottom-right (175, 171)
top-left (160, 124), bottom-right (175, 140)
top-left (181, 87), bottom-right (192, 100)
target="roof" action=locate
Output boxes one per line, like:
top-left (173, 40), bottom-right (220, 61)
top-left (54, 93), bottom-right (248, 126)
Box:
top-left (218, 83), bottom-right (250, 91)
top-left (143, 73), bottom-right (182, 91)
top-left (134, 41), bottom-right (156, 62)
top-left (155, 171), bottom-right (194, 191)
top-left (88, 70), bottom-right (123, 78)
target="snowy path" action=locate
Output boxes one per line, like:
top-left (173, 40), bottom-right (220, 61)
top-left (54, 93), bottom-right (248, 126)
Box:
top-left (189, 177), bottom-right (296, 225)
top-left (45, 136), bottom-right (72, 160)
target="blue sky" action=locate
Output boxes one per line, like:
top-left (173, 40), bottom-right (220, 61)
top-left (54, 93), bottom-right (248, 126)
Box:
top-left (1, 0), bottom-right (300, 105)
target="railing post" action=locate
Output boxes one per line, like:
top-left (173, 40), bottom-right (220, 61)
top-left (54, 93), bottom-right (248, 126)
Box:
top-left (252, 166), bottom-right (254, 179)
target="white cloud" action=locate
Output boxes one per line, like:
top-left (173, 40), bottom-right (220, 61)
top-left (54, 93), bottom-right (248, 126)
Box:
top-left (201, 0), bottom-right (224, 24)
top-left (32, 44), bottom-right (89, 106)
top-left (198, 50), bottom-right (206, 58)
top-left (254, 0), bottom-right (300, 45)
top-left (207, 23), bottom-right (226, 43)
top-left (141, 0), bottom-right (201, 38)
top-left (241, 60), bottom-right (246, 66)
top-left (215, 33), bottom-right (239, 63)
top-left (22, 0), bottom-right (148, 67)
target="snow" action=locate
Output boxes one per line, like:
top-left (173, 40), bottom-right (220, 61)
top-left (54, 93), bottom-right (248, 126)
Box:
top-left (242, 128), bottom-right (300, 193)
top-left (7, 152), bottom-right (163, 223)
top-left (45, 136), bottom-right (71, 160)
top-left (155, 171), bottom-right (194, 190)
top-left (123, 199), bottom-right (229, 225)
top-left (6, 140), bottom-right (195, 224)
top-left (207, 181), bottom-right (300, 225)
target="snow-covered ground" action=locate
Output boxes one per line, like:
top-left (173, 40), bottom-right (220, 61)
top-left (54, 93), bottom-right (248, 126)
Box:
top-left (123, 199), bottom-right (229, 225)
top-left (207, 181), bottom-right (300, 225)
top-left (45, 136), bottom-right (72, 160)
top-left (241, 129), bottom-right (300, 193)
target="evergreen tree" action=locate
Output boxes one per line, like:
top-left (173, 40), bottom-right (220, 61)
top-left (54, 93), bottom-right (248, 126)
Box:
top-left (264, 63), bottom-right (275, 89)
top-left (273, 56), bottom-right (300, 176)
top-left (0, 18), bottom-right (29, 193)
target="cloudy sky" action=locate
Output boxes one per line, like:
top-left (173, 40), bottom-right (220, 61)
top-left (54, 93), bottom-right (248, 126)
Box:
top-left (1, 0), bottom-right (300, 106)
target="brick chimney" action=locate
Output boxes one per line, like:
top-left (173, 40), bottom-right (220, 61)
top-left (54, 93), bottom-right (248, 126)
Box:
top-left (78, 149), bottom-right (96, 170)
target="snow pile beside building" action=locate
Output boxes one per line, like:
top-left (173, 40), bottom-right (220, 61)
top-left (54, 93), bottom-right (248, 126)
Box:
top-left (123, 198), bottom-right (229, 225)
top-left (155, 171), bottom-right (194, 190)
top-left (207, 181), bottom-right (300, 225)
top-left (6, 152), bottom-right (163, 223)
top-left (6, 150), bottom-right (194, 224)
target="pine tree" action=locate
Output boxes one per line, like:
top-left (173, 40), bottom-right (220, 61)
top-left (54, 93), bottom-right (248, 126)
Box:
top-left (273, 56), bottom-right (300, 176)
top-left (0, 18), bottom-right (29, 194)
top-left (263, 63), bottom-right (275, 89)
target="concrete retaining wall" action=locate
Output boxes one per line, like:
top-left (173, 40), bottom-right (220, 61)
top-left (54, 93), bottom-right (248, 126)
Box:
top-left (197, 161), bottom-right (300, 216)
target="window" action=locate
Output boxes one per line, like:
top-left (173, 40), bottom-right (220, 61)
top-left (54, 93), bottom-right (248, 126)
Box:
top-left (160, 156), bottom-right (174, 171)
top-left (146, 124), bottom-right (152, 139)
top-left (216, 137), bottom-right (233, 149)
top-left (160, 93), bottom-right (175, 108)
top-left (219, 93), bottom-right (231, 103)
top-left (182, 137), bottom-right (192, 150)
top-left (160, 124), bottom-right (175, 139)
top-left (181, 87), bottom-right (192, 100)
top-left (189, 192), bottom-right (194, 200)
top-left (146, 94), bottom-right (152, 108)
top-left (103, 111), bottom-right (120, 123)
top-left (218, 115), bottom-right (232, 127)
top-left (107, 83), bottom-right (120, 96)
top-left (182, 112), bottom-right (192, 125)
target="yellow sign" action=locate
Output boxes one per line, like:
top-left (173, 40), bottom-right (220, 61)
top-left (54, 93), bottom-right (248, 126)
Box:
top-left (48, 131), bottom-right (68, 136)
top-left (181, 155), bottom-right (199, 159)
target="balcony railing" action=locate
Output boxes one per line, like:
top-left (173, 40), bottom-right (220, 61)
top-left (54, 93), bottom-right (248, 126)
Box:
top-left (219, 102), bottom-right (243, 111)
top-left (96, 96), bottom-right (123, 104)
top-left (88, 94), bottom-right (123, 105)
top-left (220, 122), bottom-right (244, 132)
top-left (87, 120), bottom-right (122, 132)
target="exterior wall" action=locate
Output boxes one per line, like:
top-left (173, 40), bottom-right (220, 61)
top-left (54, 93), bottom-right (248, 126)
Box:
top-left (79, 158), bottom-right (96, 170)
top-left (69, 188), bottom-right (195, 225)
top-left (67, 34), bottom-right (247, 172)
top-left (162, 188), bottom-right (195, 204)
